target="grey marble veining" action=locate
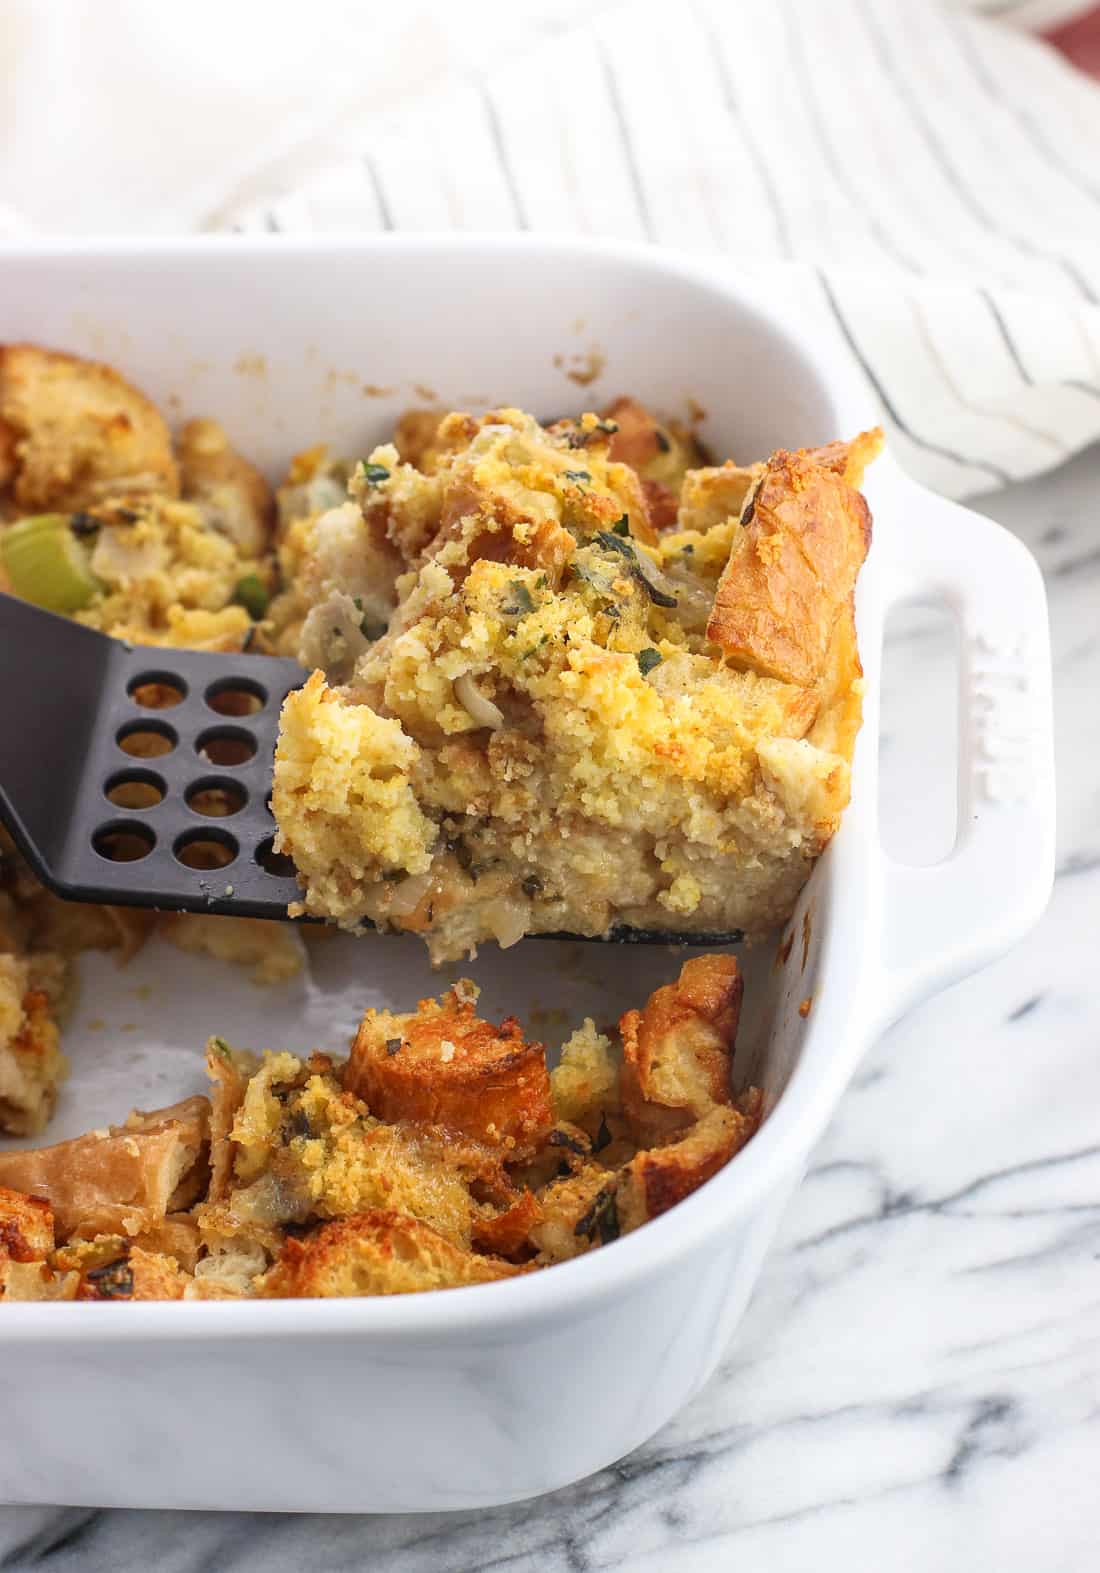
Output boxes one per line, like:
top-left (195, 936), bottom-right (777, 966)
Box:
top-left (2, 446), bottom-right (1098, 1571)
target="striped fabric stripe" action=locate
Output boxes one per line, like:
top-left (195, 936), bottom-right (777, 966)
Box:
top-left (227, 0), bottom-right (1100, 498)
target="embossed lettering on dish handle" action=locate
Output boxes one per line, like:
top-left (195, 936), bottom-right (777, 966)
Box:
top-left (968, 630), bottom-right (1035, 807)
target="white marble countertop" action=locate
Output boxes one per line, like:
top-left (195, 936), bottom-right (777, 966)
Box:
top-left (2, 445), bottom-right (1097, 1571)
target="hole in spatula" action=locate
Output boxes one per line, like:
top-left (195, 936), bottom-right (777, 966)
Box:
top-left (104, 770), bottom-right (165, 811)
top-left (117, 721), bottom-right (177, 758)
top-left (186, 778), bottom-right (247, 818)
top-left (174, 830), bottom-right (238, 871)
top-left (256, 837), bottom-right (295, 878)
top-left (92, 822), bottom-right (156, 862)
top-left (128, 673), bottom-right (186, 709)
top-left (196, 728), bottom-right (256, 767)
top-left (206, 679), bottom-right (265, 717)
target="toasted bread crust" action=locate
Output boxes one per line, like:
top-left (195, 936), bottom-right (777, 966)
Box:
top-left (348, 986), bottom-right (553, 1157)
top-left (0, 1184), bottom-right (54, 1262)
top-left (471, 1189), bottom-right (543, 1259)
top-left (618, 1098), bottom-right (761, 1228)
top-left (620, 954), bottom-right (742, 1144)
top-left (706, 431), bottom-right (882, 688)
top-left (258, 1209), bottom-right (524, 1297)
top-left (0, 1095), bottom-right (209, 1241)
top-left (0, 342), bottom-right (179, 511)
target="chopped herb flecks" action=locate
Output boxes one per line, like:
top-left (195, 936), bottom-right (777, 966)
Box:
top-left (612, 515), bottom-right (630, 537)
top-left (574, 1186), bottom-right (620, 1244)
top-left (594, 532), bottom-right (678, 608)
top-left (85, 1258), bottom-right (134, 1299)
top-left (563, 469), bottom-right (591, 484)
top-left (549, 1128), bottom-right (589, 1156)
top-left (357, 461), bottom-right (390, 485)
top-left (501, 581), bottom-right (535, 617)
top-left (637, 648), bottom-right (663, 676)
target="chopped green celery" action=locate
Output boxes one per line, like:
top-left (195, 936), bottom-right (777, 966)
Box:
top-left (233, 573), bottom-right (270, 620)
top-left (1, 515), bottom-right (100, 612)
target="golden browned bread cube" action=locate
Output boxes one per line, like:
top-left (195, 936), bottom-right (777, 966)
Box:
top-left (528, 1164), bottom-right (620, 1264)
top-left (258, 1210), bottom-right (525, 1298)
top-left (619, 954), bottom-right (742, 1145)
top-left (0, 1186), bottom-right (72, 1300)
top-left (603, 395), bottom-right (704, 529)
top-left (706, 431), bottom-right (883, 689)
top-left (76, 1244), bottom-right (189, 1301)
top-left (177, 417), bottom-right (275, 556)
top-left (348, 983), bottom-right (553, 1158)
top-left (0, 963), bottom-right (67, 1137)
top-left (617, 1096), bottom-right (761, 1229)
top-left (0, 1184), bottom-right (55, 1262)
top-left (0, 343), bottom-right (179, 512)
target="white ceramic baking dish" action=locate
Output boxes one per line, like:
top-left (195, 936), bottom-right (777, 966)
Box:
top-left (0, 237), bottom-right (1055, 1513)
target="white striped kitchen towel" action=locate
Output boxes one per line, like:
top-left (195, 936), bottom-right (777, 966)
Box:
top-left (223, 0), bottom-right (1100, 500)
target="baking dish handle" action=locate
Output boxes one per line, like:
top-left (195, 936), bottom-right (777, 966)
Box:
top-left (875, 478), bottom-right (1055, 1025)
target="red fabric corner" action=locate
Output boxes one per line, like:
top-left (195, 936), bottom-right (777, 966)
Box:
top-left (1045, 5), bottom-right (1100, 78)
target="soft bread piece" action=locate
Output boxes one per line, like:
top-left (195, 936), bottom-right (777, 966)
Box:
top-left (0, 1185), bottom-right (69, 1300)
top-left (471, 1189), bottom-right (543, 1259)
top-left (177, 417), bottom-right (276, 556)
top-left (195, 1051), bottom-right (485, 1251)
top-left (0, 966), bottom-right (67, 1137)
top-left (617, 1095), bottom-right (762, 1230)
top-left (619, 954), bottom-right (742, 1145)
top-left (348, 983), bottom-right (553, 1157)
top-left (0, 1184), bottom-right (54, 1262)
top-left (79, 1245), bottom-right (189, 1302)
top-left (130, 1213), bottom-right (202, 1272)
top-left (49, 1234), bottom-right (190, 1300)
top-left (258, 1210), bottom-right (525, 1297)
top-left (528, 1164), bottom-right (618, 1264)
top-left (0, 1096), bottom-right (210, 1241)
top-left (677, 461), bottom-right (763, 534)
top-left (0, 343), bottom-right (178, 511)
top-left (204, 1039), bottom-right (260, 1204)
top-left (549, 1020), bottom-right (619, 1131)
top-left (603, 395), bottom-right (702, 528)
top-left (706, 430), bottom-right (882, 688)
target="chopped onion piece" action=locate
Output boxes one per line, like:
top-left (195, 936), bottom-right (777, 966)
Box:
top-left (454, 673), bottom-right (504, 731)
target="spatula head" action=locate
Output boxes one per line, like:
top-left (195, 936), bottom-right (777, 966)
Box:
top-left (0, 592), bottom-right (307, 919)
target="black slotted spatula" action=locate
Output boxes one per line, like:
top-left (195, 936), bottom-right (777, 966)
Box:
top-left (0, 591), bottom-right (307, 920)
top-left (0, 593), bottom-right (743, 944)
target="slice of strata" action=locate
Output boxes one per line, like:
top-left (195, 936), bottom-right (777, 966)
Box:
top-left (272, 403), bottom-right (881, 962)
